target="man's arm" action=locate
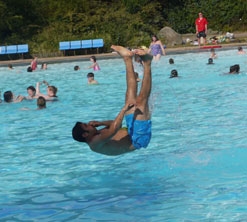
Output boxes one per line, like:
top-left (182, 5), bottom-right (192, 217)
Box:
top-left (89, 104), bottom-right (133, 148)
top-left (89, 120), bottom-right (113, 128)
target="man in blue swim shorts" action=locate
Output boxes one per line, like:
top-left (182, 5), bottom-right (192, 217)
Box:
top-left (72, 45), bottom-right (152, 155)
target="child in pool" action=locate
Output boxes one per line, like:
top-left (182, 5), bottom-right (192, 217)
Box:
top-left (88, 56), bottom-right (100, 71)
top-left (87, 72), bottom-right (99, 84)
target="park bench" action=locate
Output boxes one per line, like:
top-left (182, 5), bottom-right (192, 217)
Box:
top-left (59, 39), bottom-right (104, 55)
top-left (0, 44), bottom-right (29, 59)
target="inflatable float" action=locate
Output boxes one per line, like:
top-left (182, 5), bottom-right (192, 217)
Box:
top-left (200, 45), bottom-right (222, 49)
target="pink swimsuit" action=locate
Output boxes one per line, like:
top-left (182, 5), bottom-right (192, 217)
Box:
top-left (94, 64), bottom-right (100, 71)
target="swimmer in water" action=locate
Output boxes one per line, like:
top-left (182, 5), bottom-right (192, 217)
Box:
top-left (72, 45), bottom-right (153, 156)
top-left (88, 56), bottom-right (100, 71)
top-left (37, 96), bottom-right (46, 109)
top-left (210, 48), bottom-right (217, 59)
top-left (238, 46), bottom-right (246, 54)
top-left (170, 69), bottom-right (179, 78)
top-left (26, 85), bottom-right (37, 99)
top-left (207, 58), bottom-right (214, 64)
top-left (229, 64), bottom-right (240, 74)
top-left (87, 72), bottom-right (99, 84)
top-left (36, 80), bottom-right (58, 101)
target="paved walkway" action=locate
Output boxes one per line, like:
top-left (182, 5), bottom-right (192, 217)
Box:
top-left (0, 42), bottom-right (247, 67)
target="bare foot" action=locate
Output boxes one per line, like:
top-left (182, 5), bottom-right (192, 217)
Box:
top-left (111, 45), bottom-right (134, 57)
top-left (135, 49), bottom-right (153, 62)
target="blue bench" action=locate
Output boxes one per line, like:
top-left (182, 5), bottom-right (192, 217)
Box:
top-left (92, 39), bottom-right (104, 53)
top-left (59, 39), bottom-right (104, 55)
top-left (17, 44), bottom-right (29, 53)
top-left (0, 44), bottom-right (29, 58)
top-left (0, 46), bottom-right (6, 55)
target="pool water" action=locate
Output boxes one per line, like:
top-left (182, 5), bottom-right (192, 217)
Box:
top-left (1, 49), bottom-right (247, 221)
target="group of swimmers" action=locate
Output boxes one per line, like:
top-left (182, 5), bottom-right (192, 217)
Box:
top-left (26, 57), bottom-right (48, 72)
top-left (74, 55), bottom-right (100, 84)
top-left (207, 47), bottom-right (245, 74)
top-left (0, 80), bottom-right (58, 110)
top-left (168, 46), bottom-right (246, 77)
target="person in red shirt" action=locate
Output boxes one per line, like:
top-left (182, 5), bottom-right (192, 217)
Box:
top-left (195, 12), bottom-right (208, 46)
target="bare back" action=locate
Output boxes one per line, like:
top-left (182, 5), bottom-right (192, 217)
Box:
top-left (89, 128), bottom-right (134, 156)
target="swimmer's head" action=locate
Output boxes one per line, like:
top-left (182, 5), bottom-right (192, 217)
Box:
top-left (229, 64), bottom-right (240, 74)
top-left (238, 46), bottom-right (243, 51)
top-left (90, 56), bottom-right (96, 62)
top-left (37, 96), bottom-right (46, 109)
top-left (208, 58), bottom-right (213, 64)
top-left (87, 72), bottom-right (94, 79)
top-left (170, 69), bottom-right (178, 78)
top-left (72, 122), bottom-right (87, 143)
top-left (74, 65), bottom-right (80, 71)
top-left (169, 58), bottom-right (174, 64)
top-left (27, 66), bottom-right (32, 72)
top-left (4, 91), bottom-right (13, 102)
top-left (47, 86), bottom-right (57, 97)
top-left (27, 86), bottom-right (36, 97)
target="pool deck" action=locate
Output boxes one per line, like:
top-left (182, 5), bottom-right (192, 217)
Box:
top-left (1, 42), bottom-right (247, 67)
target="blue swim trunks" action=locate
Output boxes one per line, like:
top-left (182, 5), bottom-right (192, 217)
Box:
top-left (125, 114), bottom-right (152, 149)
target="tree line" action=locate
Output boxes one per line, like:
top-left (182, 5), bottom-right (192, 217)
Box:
top-left (0, 0), bottom-right (246, 55)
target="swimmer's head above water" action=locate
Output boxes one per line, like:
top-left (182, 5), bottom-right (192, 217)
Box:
top-left (170, 69), bottom-right (178, 78)
top-left (208, 58), bottom-right (213, 64)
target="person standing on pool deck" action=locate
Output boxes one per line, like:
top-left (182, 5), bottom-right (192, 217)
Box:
top-left (195, 12), bottom-right (208, 46)
top-left (72, 45), bottom-right (153, 156)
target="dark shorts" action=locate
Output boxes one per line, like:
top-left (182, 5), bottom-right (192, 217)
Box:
top-left (125, 114), bottom-right (152, 149)
top-left (197, 31), bottom-right (206, 38)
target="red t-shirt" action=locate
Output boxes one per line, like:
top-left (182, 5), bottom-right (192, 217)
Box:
top-left (195, 17), bottom-right (208, 32)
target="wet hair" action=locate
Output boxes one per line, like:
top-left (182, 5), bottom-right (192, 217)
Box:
top-left (90, 56), bottom-right (97, 62)
top-left (170, 69), bottom-right (178, 78)
top-left (27, 86), bottom-right (36, 93)
top-left (169, 58), bottom-right (174, 64)
top-left (48, 86), bottom-right (57, 96)
top-left (37, 96), bottom-right (46, 109)
top-left (229, 64), bottom-right (240, 74)
top-left (238, 46), bottom-right (243, 51)
top-left (87, 72), bottom-right (94, 78)
top-left (208, 58), bottom-right (213, 64)
top-left (27, 66), bottom-right (32, 72)
top-left (72, 122), bottom-right (87, 142)
top-left (41, 63), bottom-right (47, 69)
top-left (4, 91), bottom-right (13, 102)
top-left (8, 64), bottom-right (13, 69)
top-left (74, 65), bottom-right (80, 71)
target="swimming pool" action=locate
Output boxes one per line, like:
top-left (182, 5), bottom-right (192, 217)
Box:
top-left (1, 49), bottom-right (247, 221)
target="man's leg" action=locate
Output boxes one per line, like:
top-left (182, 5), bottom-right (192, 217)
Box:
top-left (134, 49), bottom-right (153, 120)
top-left (111, 45), bottom-right (137, 115)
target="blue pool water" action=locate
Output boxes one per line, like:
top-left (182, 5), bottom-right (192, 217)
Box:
top-left (1, 49), bottom-right (247, 221)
